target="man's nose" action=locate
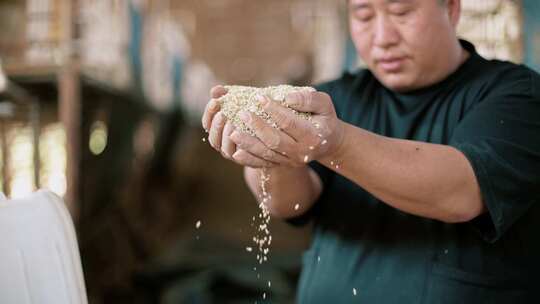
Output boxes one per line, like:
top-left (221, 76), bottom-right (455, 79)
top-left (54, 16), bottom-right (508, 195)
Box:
top-left (373, 16), bottom-right (400, 48)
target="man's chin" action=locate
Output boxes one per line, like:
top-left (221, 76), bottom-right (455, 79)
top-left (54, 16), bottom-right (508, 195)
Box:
top-left (381, 80), bottom-right (416, 93)
top-left (376, 74), bottom-right (417, 93)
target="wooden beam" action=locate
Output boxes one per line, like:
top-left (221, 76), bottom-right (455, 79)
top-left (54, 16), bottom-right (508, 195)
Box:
top-left (58, 0), bottom-right (81, 220)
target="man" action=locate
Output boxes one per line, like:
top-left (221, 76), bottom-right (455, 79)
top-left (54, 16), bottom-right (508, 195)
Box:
top-left (202, 0), bottom-right (540, 302)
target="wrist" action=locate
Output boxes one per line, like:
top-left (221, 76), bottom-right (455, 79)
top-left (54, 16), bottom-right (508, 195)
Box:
top-left (318, 120), bottom-right (348, 165)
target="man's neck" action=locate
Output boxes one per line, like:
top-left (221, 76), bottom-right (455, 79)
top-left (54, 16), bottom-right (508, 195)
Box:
top-left (427, 41), bottom-right (470, 90)
top-left (458, 46), bottom-right (470, 67)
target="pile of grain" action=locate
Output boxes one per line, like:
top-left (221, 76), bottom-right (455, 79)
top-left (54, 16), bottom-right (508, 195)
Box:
top-left (218, 85), bottom-right (315, 136)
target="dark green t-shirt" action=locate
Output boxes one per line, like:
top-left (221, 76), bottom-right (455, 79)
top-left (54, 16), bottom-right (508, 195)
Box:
top-left (296, 40), bottom-right (540, 303)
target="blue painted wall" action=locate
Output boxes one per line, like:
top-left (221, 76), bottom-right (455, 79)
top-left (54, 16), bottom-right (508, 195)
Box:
top-left (523, 0), bottom-right (540, 72)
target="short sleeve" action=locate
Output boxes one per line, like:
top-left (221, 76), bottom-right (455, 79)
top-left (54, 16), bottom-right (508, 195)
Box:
top-left (449, 69), bottom-right (540, 243)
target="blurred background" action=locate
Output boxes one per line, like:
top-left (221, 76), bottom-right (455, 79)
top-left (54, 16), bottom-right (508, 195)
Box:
top-left (0, 0), bottom-right (538, 303)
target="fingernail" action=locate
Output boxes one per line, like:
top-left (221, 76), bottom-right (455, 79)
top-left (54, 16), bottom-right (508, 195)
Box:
top-left (209, 101), bottom-right (218, 110)
top-left (239, 111), bottom-right (251, 123)
top-left (257, 95), bottom-right (268, 105)
top-left (284, 92), bottom-right (297, 104)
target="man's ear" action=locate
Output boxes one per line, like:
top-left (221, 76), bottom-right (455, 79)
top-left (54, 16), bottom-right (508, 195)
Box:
top-left (446, 0), bottom-right (462, 28)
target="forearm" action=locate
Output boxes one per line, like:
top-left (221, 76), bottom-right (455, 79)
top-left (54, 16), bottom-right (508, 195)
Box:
top-left (319, 121), bottom-right (484, 223)
top-left (244, 165), bottom-right (322, 219)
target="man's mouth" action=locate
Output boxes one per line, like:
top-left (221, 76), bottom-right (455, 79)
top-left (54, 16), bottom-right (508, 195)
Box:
top-left (376, 57), bottom-right (406, 73)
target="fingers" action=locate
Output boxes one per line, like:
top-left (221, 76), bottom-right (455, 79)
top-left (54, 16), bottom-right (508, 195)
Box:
top-left (239, 110), bottom-right (296, 154)
top-left (208, 113), bottom-right (273, 169)
top-left (208, 112), bottom-right (226, 151)
top-left (230, 130), bottom-right (292, 165)
top-left (232, 149), bottom-right (276, 168)
top-left (221, 122), bottom-right (236, 158)
top-left (259, 95), bottom-right (313, 141)
top-left (202, 86), bottom-right (228, 131)
top-left (211, 85), bottom-right (228, 99)
top-left (202, 99), bottom-right (221, 131)
top-left (284, 91), bottom-right (333, 115)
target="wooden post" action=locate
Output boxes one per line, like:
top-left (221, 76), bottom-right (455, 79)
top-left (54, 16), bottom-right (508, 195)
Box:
top-left (0, 120), bottom-right (9, 195)
top-left (30, 100), bottom-right (40, 190)
top-left (58, 0), bottom-right (81, 221)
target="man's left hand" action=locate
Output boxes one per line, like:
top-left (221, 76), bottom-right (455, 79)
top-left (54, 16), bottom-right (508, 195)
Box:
top-left (229, 90), bottom-right (345, 167)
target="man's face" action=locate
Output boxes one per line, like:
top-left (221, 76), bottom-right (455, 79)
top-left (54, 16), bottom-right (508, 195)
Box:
top-left (349, 0), bottom-right (461, 92)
